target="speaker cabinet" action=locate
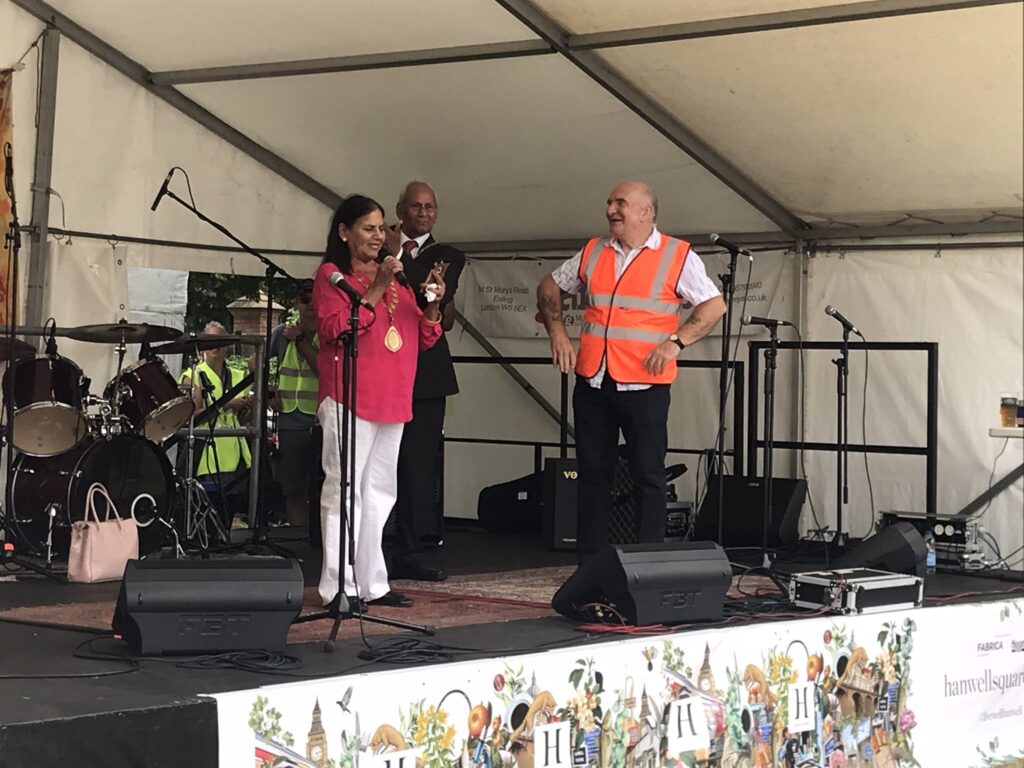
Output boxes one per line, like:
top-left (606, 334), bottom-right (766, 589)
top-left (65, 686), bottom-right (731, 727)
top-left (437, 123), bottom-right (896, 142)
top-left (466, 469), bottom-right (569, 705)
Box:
top-left (543, 458), bottom-right (578, 550)
top-left (835, 522), bottom-right (927, 577)
top-left (112, 559), bottom-right (304, 655)
top-left (694, 476), bottom-right (806, 549)
top-left (551, 542), bottom-right (731, 626)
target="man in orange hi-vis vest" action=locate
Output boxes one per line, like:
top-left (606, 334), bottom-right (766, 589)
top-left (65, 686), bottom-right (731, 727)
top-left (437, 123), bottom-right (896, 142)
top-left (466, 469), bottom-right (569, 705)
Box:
top-left (537, 180), bottom-right (726, 563)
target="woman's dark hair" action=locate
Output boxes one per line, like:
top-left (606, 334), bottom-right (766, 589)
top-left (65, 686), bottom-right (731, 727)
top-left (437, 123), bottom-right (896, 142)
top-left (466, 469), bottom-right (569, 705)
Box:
top-left (323, 194), bottom-right (385, 273)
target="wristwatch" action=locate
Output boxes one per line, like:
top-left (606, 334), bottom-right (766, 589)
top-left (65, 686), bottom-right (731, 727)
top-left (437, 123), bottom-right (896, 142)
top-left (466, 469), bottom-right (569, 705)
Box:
top-left (669, 334), bottom-right (686, 351)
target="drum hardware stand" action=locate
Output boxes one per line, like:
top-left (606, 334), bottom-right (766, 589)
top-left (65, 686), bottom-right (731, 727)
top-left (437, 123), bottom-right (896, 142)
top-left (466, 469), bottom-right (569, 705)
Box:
top-left (44, 503), bottom-right (60, 568)
top-left (179, 359), bottom-right (230, 553)
top-left (1, 142), bottom-right (62, 581)
top-left (294, 301), bottom-right (433, 649)
top-left (151, 172), bottom-right (299, 560)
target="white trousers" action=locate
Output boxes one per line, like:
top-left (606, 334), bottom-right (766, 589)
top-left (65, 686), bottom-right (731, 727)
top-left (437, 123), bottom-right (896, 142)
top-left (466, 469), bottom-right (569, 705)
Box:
top-left (318, 397), bottom-right (404, 605)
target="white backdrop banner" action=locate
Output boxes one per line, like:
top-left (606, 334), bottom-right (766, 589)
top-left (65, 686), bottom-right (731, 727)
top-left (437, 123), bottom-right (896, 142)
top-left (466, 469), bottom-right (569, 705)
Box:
top-left (459, 250), bottom-right (795, 339)
top-left (211, 598), bottom-right (1024, 768)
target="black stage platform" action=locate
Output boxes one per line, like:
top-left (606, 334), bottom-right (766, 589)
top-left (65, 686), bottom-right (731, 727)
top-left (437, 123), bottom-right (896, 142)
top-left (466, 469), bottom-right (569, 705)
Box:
top-left (0, 524), bottom-right (1021, 767)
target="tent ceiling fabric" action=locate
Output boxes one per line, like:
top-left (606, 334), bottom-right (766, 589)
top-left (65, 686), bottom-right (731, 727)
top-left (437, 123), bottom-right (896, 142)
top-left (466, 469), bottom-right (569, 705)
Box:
top-left (180, 56), bottom-right (775, 241)
top-left (535, 0), bottom-right (878, 33)
top-left (24, 0), bottom-right (1024, 241)
top-left (42, 0), bottom-right (535, 70)
top-left (598, 4), bottom-right (1024, 221)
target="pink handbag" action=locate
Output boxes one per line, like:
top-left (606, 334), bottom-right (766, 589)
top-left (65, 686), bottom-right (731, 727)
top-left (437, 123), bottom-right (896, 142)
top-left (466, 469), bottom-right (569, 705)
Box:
top-left (67, 482), bottom-right (139, 584)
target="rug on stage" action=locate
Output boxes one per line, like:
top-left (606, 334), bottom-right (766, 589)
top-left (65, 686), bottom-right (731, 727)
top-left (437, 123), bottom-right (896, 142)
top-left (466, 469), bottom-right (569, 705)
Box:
top-left (0, 567), bottom-right (571, 645)
top-left (0, 566), bottom-right (778, 644)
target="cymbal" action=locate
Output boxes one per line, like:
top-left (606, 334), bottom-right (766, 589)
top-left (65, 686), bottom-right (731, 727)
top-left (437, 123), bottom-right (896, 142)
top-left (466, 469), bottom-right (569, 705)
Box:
top-left (150, 334), bottom-right (243, 355)
top-left (65, 320), bottom-right (182, 344)
top-left (0, 338), bottom-right (36, 362)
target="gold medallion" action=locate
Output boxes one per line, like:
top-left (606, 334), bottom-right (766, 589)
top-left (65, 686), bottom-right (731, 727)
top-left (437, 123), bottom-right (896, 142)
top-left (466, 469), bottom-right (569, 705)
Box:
top-left (384, 324), bottom-right (403, 352)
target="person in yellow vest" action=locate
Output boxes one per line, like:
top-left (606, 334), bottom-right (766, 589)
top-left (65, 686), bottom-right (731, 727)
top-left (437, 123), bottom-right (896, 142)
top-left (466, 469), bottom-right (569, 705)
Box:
top-left (268, 279), bottom-right (320, 529)
top-left (537, 180), bottom-right (727, 563)
top-left (179, 321), bottom-right (253, 527)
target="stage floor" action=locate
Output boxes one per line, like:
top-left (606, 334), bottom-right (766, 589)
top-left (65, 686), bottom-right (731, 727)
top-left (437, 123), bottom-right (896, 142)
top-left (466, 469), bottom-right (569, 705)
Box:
top-left (0, 523), bottom-right (1021, 766)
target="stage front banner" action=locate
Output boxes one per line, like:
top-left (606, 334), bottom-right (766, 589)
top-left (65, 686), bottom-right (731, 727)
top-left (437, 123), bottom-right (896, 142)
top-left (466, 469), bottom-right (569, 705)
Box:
top-left (458, 249), bottom-right (795, 340)
top-left (211, 598), bottom-right (1024, 768)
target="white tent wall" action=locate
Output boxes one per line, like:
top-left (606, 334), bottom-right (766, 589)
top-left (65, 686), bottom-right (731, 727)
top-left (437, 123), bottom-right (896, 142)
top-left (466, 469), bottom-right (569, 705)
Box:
top-left (802, 240), bottom-right (1024, 569)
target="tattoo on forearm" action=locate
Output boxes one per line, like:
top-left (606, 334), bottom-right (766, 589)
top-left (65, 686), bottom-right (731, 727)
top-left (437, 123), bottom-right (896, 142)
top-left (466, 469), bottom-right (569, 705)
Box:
top-left (680, 303), bottom-right (721, 341)
top-left (539, 294), bottom-right (563, 326)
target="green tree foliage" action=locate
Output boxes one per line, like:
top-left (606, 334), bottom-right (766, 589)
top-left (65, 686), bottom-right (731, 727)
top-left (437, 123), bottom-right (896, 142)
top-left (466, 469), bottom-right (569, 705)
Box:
top-left (185, 272), bottom-right (263, 334)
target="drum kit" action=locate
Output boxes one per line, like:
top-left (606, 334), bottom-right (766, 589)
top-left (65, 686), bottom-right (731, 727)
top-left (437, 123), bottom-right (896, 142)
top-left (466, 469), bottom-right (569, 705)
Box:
top-left (1, 320), bottom-right (245, 566)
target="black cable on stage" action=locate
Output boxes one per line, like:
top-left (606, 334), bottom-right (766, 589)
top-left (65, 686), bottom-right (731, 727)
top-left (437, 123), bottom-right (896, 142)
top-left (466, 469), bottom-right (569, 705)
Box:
top-left (0, 634), bottom-right (139, 680)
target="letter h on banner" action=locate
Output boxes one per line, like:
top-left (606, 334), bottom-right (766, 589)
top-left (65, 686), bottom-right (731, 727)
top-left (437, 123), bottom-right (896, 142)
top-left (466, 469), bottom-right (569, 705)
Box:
top-left (788, 682), bottom-right (816, 733)
top-left (369, 749), bottom-right (418, 768)
top-left (535, 722), bottom-right (572, 767)
top-left (666, 697), bottom-right (710, 754)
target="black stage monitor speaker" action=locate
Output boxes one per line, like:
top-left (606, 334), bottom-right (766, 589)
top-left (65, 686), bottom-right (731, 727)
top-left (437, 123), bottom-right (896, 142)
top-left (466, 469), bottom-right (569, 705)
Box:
top-left (694, 476), bottom-right (806, 549)
top-left (112, 559), bottom-right (304, 655)
top-left (835, 522), bottom-right (927, 577)
top-left (551, 542), bottom-right (731, 626)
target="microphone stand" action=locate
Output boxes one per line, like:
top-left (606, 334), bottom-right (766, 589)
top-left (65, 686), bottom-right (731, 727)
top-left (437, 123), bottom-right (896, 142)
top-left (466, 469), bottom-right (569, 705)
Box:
top-left (831, 327), bottom-right (852, 549)
top-left (155, 184), bottom-right (295, 558)
top-left (761, 323), bottom-right (780, 565)
top-left (713, 244), bottom-right (740, 544)
top-left (293, 295), bottom-right (431, 647)
top-left (2, 144), bottom-right (60, 579)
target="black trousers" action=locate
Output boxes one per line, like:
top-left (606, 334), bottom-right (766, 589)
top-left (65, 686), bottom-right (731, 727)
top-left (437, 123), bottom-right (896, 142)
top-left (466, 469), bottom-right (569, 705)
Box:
top-left (573, 375), bottom-right (670, 561)
top-left (392, 396), bottom-right (446, 560)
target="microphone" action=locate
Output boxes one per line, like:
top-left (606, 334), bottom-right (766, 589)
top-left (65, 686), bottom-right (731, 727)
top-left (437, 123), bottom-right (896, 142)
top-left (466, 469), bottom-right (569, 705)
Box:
top-left (741, 315), bottom-right (791, 328)
top-left (710, 233), bottom-right (751, 258)
top-left (376, 252), bottom-right (410, 288)
top-left (197, 369), bottom-right (216, 399)
top-left (328, 272), bottom-right (375, 310)
top-left (150, 169), bottom-right (175, 211)
top-left (44, 324), bottom-right (58, 356)
top-left (825, 305), bottom-right (862, 336)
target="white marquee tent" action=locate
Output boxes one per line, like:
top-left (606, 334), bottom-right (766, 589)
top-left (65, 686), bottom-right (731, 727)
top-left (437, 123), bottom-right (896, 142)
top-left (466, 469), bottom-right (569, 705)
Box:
top-left (1, 0), bottom-right (1022, 566)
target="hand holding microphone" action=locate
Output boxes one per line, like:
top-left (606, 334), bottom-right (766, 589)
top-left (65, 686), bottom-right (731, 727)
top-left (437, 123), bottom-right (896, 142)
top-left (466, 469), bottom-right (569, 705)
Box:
top-left (376, 251), bottom-right (410, 288)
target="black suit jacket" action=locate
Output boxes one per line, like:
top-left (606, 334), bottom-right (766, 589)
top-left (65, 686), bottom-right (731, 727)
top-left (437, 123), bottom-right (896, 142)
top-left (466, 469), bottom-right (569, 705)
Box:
top-left (400, 235), bottom-right (466, 400)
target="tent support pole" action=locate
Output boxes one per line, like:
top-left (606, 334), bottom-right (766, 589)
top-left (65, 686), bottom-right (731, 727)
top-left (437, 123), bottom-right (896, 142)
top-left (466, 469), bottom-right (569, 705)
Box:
top-left (24, 27), bottom-right (60, 338)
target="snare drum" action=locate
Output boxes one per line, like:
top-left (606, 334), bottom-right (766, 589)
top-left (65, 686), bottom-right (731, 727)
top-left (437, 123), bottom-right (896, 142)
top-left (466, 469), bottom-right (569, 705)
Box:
top-left (9, 433), bottom-right (175, 559)
top-left (105, 358), bottom-right (195, 442)
top-left (1, 356), bottom-right (89, 456)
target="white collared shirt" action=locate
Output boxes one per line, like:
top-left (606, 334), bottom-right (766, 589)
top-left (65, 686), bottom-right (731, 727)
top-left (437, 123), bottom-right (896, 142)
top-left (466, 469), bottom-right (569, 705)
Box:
top-left (550, 226), bottom-right (721, 390)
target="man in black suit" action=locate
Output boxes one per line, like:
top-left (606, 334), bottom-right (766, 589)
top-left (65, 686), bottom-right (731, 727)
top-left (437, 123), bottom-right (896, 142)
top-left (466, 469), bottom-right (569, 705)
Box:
top-left (387, 181), bottom-right (465, 581)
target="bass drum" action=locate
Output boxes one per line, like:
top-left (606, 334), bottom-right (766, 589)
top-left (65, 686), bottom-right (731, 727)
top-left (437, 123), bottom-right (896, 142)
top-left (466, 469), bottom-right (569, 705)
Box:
top-left (10, 434), bottom-right (175, 560)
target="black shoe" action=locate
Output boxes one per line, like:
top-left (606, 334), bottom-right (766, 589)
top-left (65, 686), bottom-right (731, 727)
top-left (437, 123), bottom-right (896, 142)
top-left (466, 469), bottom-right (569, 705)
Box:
top-left (369, 590), bottom-right (414, 608)
top-left (391, 560), bottom-right (448, 582)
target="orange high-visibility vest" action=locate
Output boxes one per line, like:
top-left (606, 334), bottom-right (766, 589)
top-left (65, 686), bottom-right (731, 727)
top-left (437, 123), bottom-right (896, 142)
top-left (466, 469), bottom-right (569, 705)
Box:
top-left (575, 234), bottom-right (690, 385)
